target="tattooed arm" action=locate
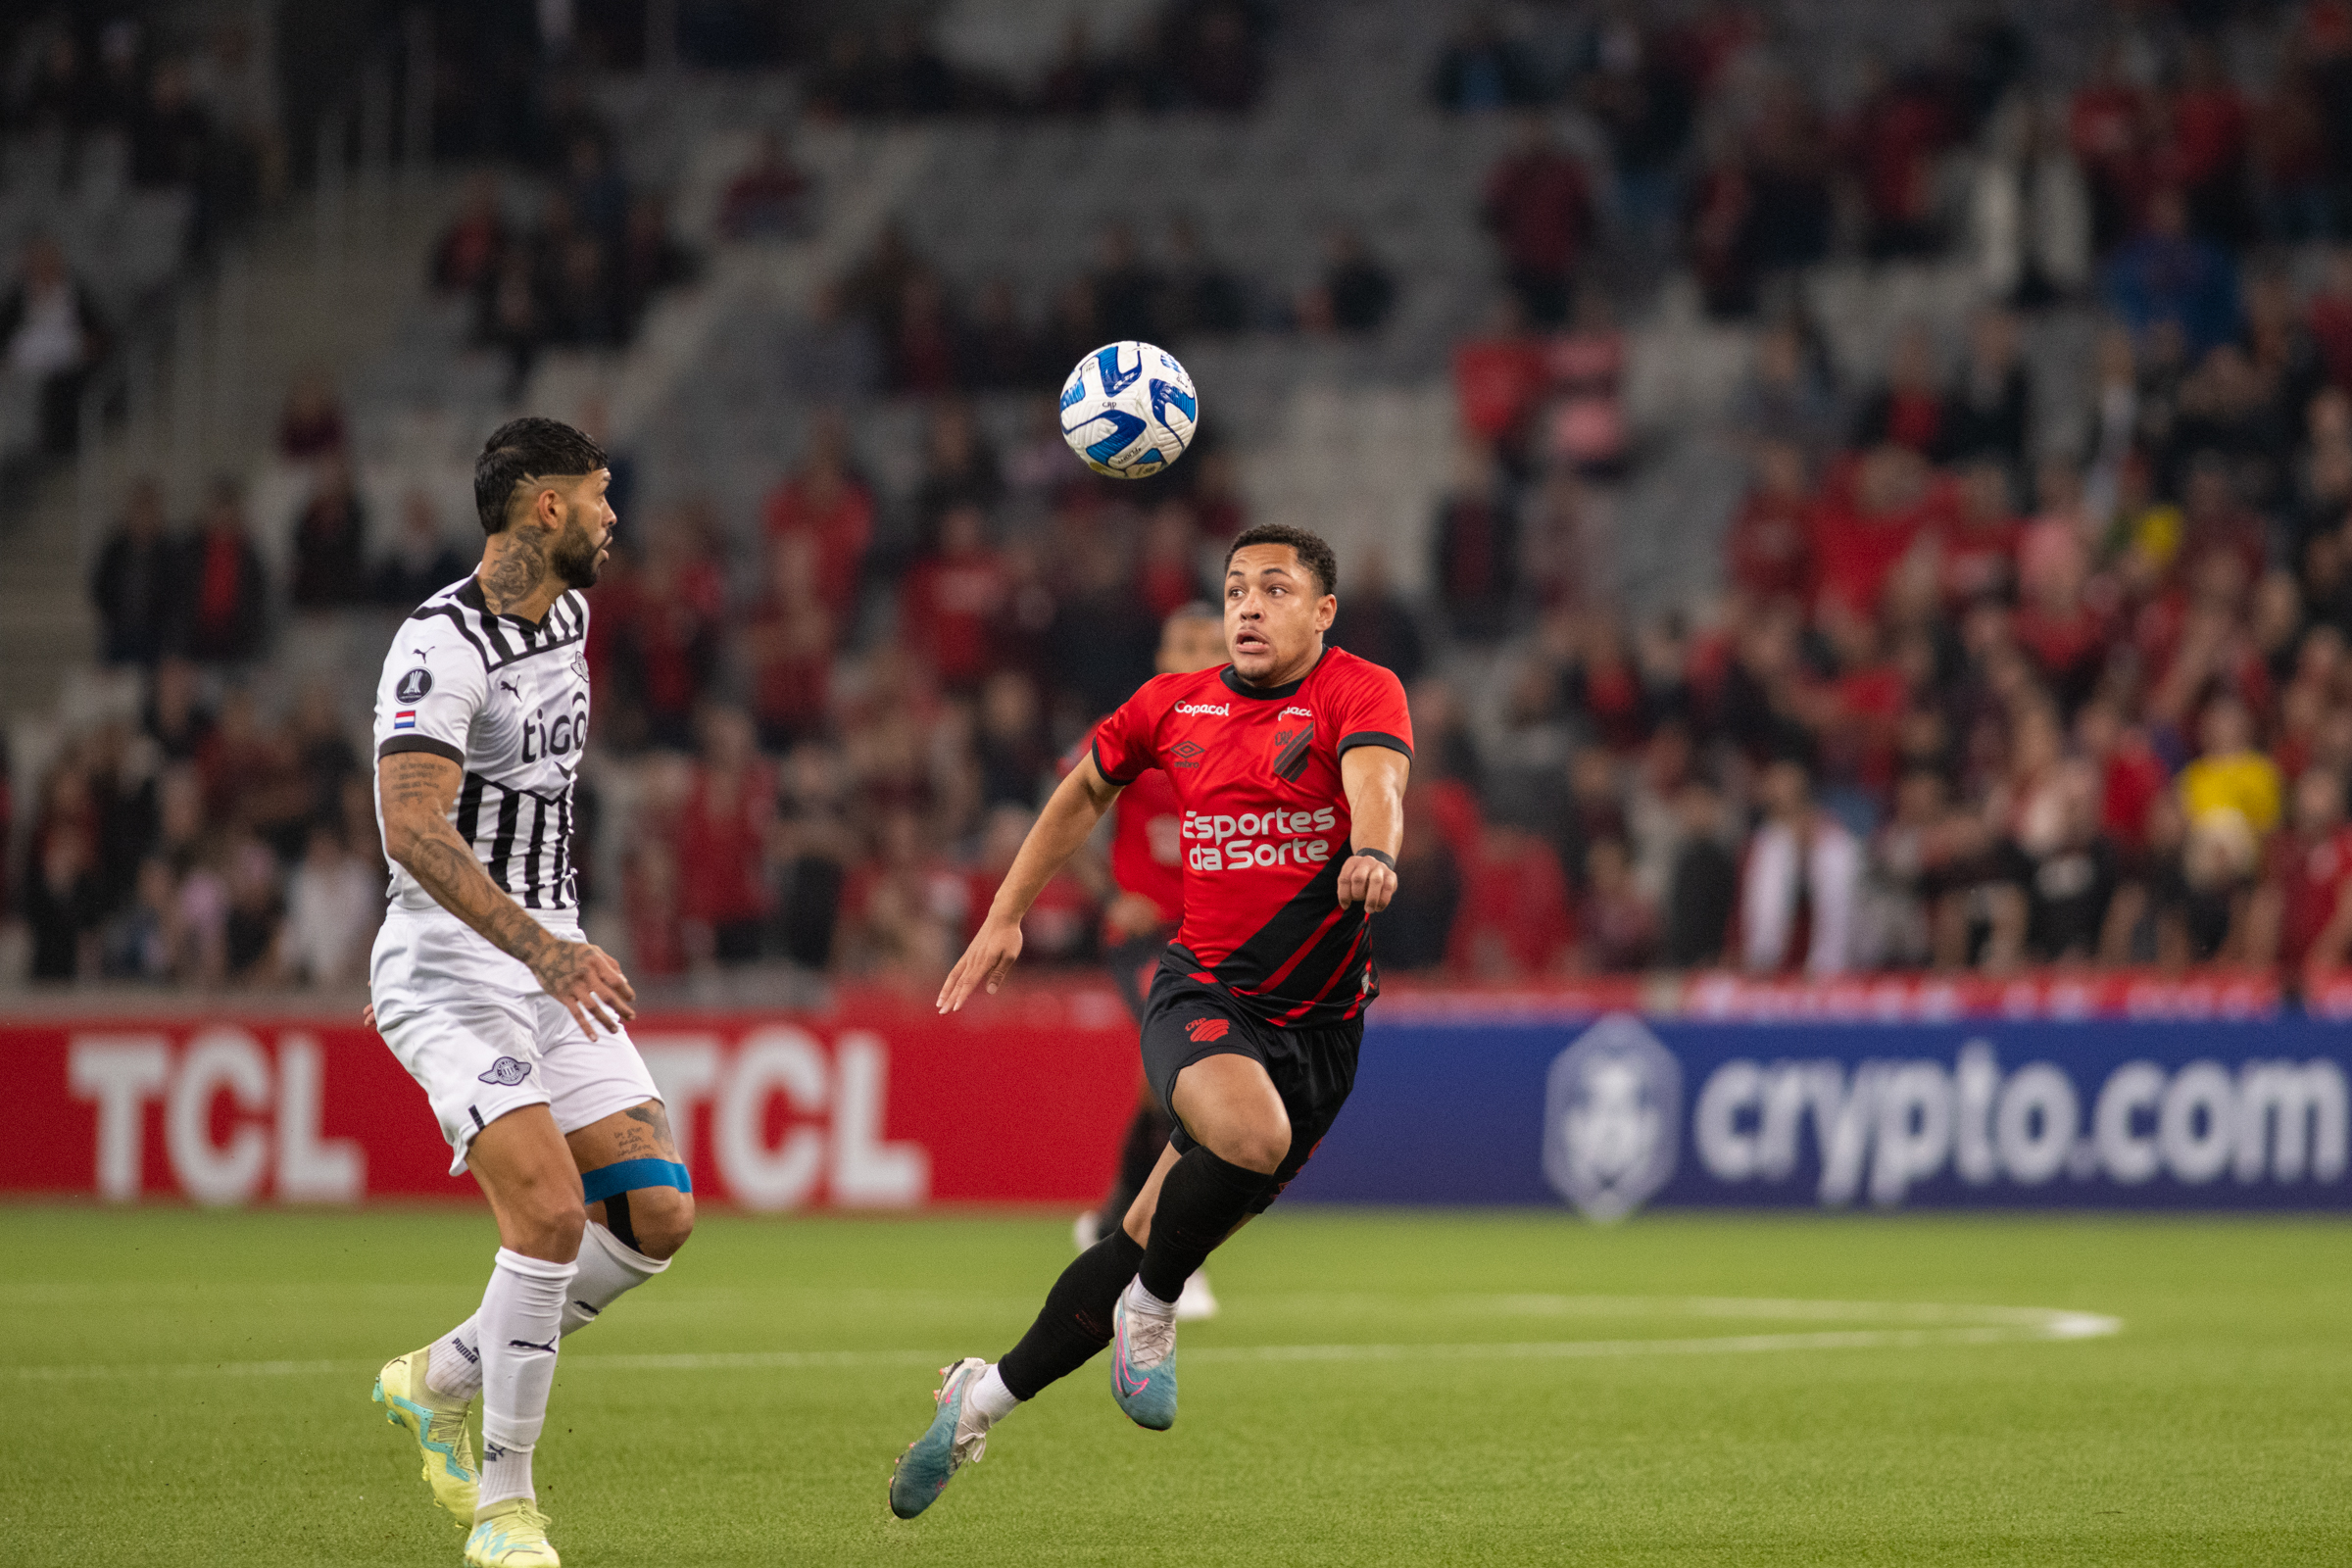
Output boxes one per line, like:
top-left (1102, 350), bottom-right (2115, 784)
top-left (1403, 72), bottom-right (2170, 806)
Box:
top-left (377, 750), bottom-right (635, 1035)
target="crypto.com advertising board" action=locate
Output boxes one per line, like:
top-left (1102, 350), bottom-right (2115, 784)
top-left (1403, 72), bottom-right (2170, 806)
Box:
top-left (1287, 1007), bottom-right (2352, 1215)
top-left (0, 992), bottom-right (1138, 1208)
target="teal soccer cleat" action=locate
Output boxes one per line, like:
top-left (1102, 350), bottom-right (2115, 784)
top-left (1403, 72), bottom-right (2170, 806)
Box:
top-left (1108, 1293), bottom-right (1177, 1430)
top-left (889, 1357), bottom-right (991, 1519)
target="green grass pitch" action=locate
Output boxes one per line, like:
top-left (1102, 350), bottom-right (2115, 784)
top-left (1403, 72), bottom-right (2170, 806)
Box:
top-left (1, 1205), bottom-right (2345, 1566)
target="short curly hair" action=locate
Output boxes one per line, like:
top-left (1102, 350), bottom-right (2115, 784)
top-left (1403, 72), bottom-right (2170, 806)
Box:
top-left (474, 416), bottom-right (608, 535)
top-left (1225, 522), bottom-right (1338, 597)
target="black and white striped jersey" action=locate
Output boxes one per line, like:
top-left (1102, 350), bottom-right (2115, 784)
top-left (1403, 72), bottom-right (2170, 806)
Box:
top-left (372, 574), bottom-right (592, 922)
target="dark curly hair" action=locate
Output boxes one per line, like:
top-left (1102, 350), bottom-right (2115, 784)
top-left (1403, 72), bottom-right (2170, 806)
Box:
top-left (473, 416), bottom-right (608, 535)
top-left (1224, 522), bottom-right (1338, 597)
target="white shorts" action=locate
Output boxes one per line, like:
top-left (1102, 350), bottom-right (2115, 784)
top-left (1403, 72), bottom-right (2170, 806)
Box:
top-left (369, 906), bottom-right (660, 1175)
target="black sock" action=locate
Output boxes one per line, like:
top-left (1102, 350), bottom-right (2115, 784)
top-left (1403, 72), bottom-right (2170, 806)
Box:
top-left (1137, 1147), bottom-right (1273, 1302)
top-left (1096, 1102), bottom-right (1173, 1242)
top-left (997, 1229), bottom-right (1145, 1400)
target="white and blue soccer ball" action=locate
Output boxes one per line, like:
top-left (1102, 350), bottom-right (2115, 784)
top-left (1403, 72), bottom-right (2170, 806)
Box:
top-left (1059, 341), bottom-right (1198, 478)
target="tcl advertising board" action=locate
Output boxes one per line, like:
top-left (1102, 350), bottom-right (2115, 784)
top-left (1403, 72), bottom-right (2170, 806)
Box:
top-left (0, 990), bottom-right (1139, 1208)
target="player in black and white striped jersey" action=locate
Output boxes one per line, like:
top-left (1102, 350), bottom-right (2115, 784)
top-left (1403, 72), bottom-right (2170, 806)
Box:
top-left (365, 417), bottom-right (690, 1568)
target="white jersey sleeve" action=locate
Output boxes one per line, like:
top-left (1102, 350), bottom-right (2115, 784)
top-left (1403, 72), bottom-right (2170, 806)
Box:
top-left (373, 602), bottom-right (489, 766)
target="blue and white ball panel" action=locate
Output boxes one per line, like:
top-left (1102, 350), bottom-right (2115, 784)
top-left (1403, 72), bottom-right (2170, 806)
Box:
top-left (1060, 340), bottom-right (1198, 478)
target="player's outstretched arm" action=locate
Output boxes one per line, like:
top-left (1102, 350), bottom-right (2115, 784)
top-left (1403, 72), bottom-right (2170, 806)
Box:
top-left (377, 751), bottom-right (636, 1038)
top-left (1337, 746), bottom-right (1409, 913)
top-left (937, 754), bottom-right (1125, 1013)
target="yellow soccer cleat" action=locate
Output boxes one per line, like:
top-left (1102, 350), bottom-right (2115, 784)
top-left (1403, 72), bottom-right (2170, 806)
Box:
top-left (372, 1347), bottom-right (479, 1523)
top-left (465, 1498), bottom-right (561, 1567)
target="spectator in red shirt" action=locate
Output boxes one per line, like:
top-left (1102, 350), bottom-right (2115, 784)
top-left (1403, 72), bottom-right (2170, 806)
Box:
top-left (2307, 248), bottom-right (2352, 391)
top-left (611, 515), bottom-right (728, 751)
top-left (171, 479), bottom-right (269, 664)
top-left (2166, 39), bottom-right (2251, 244)
top-left (761, 411), bottom-right (875, 626)
top-left (1852, 324), bottom-right (1947, 457)
top-left (1481, 118), bottom-right (1593, 327)
top-left (1848, 61), bottom-right (1954, 259)
top-left (276, 368), bottom-right (347, 460)
top-left (889, 271), bottom-right (962, 395)
top-left (716, 130), bottom-right (812, 241)
top-left (673, 707), bottom-right (776, 965)
top-left (1942, 459), bottom-right (2024, 607)
top-left (902, 502), bottom-right (1006, 691)
top-left (740, 530), bottom-right (835, 751)
top-left (1726, 440), bottom-right (1815, 604)
top-left (431, 172), bottom-right (509, 294)
top-left (1135, 499), bottom-right (1204, 619)
top-left (2071, 45), bottom-right (2149, 252)
top-left (1577, 835), bottom-right (1658, 972)
top-left (1810, 445), bottom-right (1943, 616)
top-left (1449, 824), bottom-right (1575, 976)
top-left (2077, 697), bottom-right (2169, 866)
top-left (2248, 764), bottom-right (2352, 973)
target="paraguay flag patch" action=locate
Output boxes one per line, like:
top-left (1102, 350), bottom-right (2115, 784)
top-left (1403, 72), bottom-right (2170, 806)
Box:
top-left (393, 710), bottom-right (417, 730)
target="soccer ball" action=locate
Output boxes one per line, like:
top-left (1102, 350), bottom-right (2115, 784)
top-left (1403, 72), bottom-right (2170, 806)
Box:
top-left (1059, 341), bottom-right (1198, 478)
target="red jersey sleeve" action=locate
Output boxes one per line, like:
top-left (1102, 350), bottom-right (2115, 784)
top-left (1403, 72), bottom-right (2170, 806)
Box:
top-left (1330, 659), bottom-right (1414, 761)
top-left (1090, 681), bottom-right (1164, 784)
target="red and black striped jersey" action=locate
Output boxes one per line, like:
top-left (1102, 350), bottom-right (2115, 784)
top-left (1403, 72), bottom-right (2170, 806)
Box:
top-left (1090, 646), bottom-right (1412, 1028)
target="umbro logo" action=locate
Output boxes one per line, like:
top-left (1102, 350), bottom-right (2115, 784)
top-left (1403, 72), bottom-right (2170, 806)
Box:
top-left (1169, 740), bottom-right (1205, 769)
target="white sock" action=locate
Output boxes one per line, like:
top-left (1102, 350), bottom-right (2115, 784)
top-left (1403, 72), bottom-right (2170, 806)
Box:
top-left (968, 1363), bottom-right (1020, 1426)
top-left (426, 1224), bottom-right (666, 1400)
top-left (475, 1248), bottom-right (575, 1512)
top-left (562, 1221), bottom-right (668, 1337)
top-left (1123, 1276), bottom-right (1178, 1318)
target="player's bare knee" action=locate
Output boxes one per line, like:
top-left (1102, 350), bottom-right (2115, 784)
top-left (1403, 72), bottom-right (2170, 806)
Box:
top-left (1213, 1117), bottom-right (1291, 1175)
top-left (626, 1188), bottom-right (695, 1259)
top-left (512, 1190), bottom-right (586, 1260)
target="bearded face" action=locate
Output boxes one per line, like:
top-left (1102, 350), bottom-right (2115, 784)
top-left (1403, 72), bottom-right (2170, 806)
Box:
top-left (550, 500), bottom-right (606, 589)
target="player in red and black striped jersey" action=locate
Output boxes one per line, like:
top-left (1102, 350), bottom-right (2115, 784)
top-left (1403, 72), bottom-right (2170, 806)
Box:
top-left (1073, 603), bottom-right (1227, 1320)
top-left (891, 524), bottom-right (1412, 1517)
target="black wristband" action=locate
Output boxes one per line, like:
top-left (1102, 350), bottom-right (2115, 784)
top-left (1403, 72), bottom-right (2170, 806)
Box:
top-left (1350, 847), bottom-right (1396, 870)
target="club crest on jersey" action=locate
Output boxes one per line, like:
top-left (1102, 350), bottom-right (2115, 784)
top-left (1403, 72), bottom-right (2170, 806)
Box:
top-left (1168, 739), bottom-right (1205, 768)
top-left (1185, 1017), bottom-right (1232, 1043)
top-left (1270, 727), bottom-right (1313, 780)
top-left (395, 666), bottom-right (432, 703)
top-left (477, 1056), bottom-right (532, 1087)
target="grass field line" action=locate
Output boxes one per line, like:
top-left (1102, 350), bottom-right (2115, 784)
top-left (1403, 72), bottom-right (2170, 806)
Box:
top-left (0, 1298), bottom-right (2118, 1381)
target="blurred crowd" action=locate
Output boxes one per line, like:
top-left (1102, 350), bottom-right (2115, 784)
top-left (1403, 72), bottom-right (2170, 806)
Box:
top-left (429, 124), bottom-right (698, 397)
top-left (802, 2), bottom-right (1273, 121)
top-left (783, 211), bottom-right (1395, 405)
top-left (3, 10), bottom-right (279, 254)
top-left (24, 2), bottom-right (2352, 995)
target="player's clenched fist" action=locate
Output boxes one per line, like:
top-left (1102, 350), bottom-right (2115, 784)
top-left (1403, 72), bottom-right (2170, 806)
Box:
top-left (532, 937), bottom-right (636, 1037)
top-left (939, 915), bottom-right (1024, 1013)
top-left (1336, 851), bottom-right (1397, 913)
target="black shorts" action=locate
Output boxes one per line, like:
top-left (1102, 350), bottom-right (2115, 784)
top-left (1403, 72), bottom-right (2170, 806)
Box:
top-left (1138, 952), bottom-right (1362, 1214)
top-left (1104, 931), bottom-right (1170, 1024)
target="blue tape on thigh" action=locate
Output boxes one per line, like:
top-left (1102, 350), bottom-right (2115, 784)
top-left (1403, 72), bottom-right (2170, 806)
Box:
top-left (579, 1158), bottom-right (692, 1204)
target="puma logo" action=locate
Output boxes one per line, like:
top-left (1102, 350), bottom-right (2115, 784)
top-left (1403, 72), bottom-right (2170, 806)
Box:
top-left (507, 1336), bottom-right (558, 1354)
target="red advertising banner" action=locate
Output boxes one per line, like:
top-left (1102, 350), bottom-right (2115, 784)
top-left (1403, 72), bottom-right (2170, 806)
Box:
top-left (0, 989), bottom-right (1142, 1208)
